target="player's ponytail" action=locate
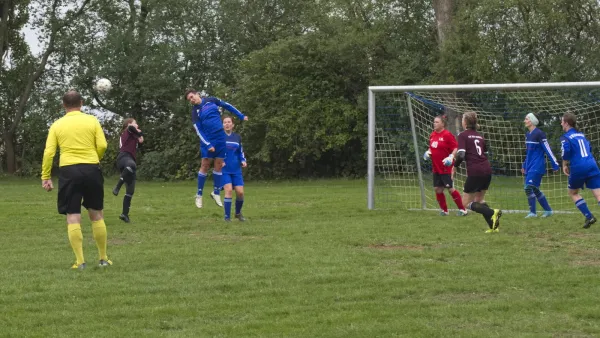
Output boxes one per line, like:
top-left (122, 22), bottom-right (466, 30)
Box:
top-left (463, 111), bottom-right (479, 130)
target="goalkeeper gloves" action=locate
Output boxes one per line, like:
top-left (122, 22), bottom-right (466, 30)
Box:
top-left (442, 154), bottom-right (454, 166)
top-left (423, 150), bottom-right (431, 161)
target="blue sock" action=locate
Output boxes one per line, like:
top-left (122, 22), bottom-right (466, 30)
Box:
top-left (224, 197), bottom-right (232, 219)
top-left (197, 172), bottom-right (207, 196)
top-left (535, 191), bottom-right (552, 211)
top-left (527, 194), bottom-right (537, 213)
top-left (235, 198), bottom-right (244, 214)
top-left (575, 198), bottom-right (593, 219)
top-left (213, 171), bottom-right (222, 195)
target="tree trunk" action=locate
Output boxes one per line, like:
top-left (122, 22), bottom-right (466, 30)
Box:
top-left (433, 0), bottom-right (459, 135)
top-left (4, 131), bottom-right (15, 173)
top-left (433, 0), bottom-right (455, 48)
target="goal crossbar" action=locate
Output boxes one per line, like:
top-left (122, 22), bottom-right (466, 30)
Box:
top-left (369, 81), bottom-right (600, 93)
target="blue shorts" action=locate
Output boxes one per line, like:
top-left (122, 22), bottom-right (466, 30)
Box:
top-left (524, 172), bottom-right (543, 188)
top-left (222, 173), bottom-right (244, 187)
top-left (201, 141), bottom-right (226, 159)
top-left (568, 173), bottom-right (600, 190)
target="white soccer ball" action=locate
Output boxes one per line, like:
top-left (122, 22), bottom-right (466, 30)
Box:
top-left (96, 78), bottom-right (112, 93)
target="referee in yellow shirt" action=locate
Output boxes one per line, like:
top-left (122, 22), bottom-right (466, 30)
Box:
top-left (41, 90), bottom-right (111, 270)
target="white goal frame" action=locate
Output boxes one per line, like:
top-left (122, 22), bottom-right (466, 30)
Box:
top-left (367, 81), bottom-right (600, 210)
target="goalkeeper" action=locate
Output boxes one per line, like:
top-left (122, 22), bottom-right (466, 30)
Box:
top-left (521, 113), bottom-right (560, 218)
top-left (423, 115), bottom-right (467, 216)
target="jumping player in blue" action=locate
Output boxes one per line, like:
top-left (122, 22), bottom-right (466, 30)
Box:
top-left (560, 112), bottom-right (600, 228)
top-left (185, 89), bottom-right (248, 209)
top-left (222, 116), bottom-right (247, 222)
top-left (522, 113), bottom-right (560, 218)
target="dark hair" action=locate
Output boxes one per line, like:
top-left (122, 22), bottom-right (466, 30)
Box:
top-left (562, 112), bottom-right (577, 129)
top-left (184, 89), bottom-right (197, 99)
top-left (122, 118), bottom-right (135, 132)
top-left (462, 111), bottom-right (479, 130)
top-left (62, 90), bottom-right (83, 109)
top-left (222, 114), bottom-right (233, 123)
top-left (435, 114), bottom-right (448, 127)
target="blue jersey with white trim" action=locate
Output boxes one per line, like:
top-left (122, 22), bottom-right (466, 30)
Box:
top-left (191, 97), bottom-right (245, 148)
top-left (223, 132), bottom-right (247, 174)
top-left (561, 128), bottom-right (600, 176)
top-left (523, 128), bottom-right (559, 173)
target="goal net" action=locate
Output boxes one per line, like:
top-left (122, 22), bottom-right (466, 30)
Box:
top-left (367, 82), bottom-right (600, 213)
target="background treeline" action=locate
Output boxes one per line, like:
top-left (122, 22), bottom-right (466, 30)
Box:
top-left (2, 0), bottom-right (600, 180)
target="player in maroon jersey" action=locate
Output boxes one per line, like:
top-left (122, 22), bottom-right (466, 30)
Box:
top-left (453, 111), bottom-right (502, 232)
top-left (112, 118), bottom-right (144, 223)
top-left (423, 115), bottom-right (467, 216)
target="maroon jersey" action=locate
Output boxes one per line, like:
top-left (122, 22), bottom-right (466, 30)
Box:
top-left (429, 129), bottom-right (458, 175)
top-left (457, 129), bottom-right (492, 176)
top-left (119, 129), bottom-right (140, 160)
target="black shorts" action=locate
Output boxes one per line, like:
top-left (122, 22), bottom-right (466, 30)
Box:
top-left (463, 175), bottom-right (492, 194)
top-left (116, 152), bottom-right (136, 172)
top-left (57, 164), bottom-right (104, 215)
top-left (433, 173), bottom-right (453, 188)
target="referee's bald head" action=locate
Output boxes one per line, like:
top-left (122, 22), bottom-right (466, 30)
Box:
top-left (63, 90), bottom-right (83, 109)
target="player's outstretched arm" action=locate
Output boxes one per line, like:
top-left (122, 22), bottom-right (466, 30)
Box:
top-left (217, 99), bottom-right (247, 121)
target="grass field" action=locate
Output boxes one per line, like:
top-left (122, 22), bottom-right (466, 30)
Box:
top-left (376, 173), bottom-right (595, 213)
top-left (2, 178), bottom-right (600, 337)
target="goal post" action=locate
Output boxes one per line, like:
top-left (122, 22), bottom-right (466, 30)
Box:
top-left (367, 82), bottom-right (600, 213)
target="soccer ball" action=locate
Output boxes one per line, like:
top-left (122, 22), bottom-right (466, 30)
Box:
top-left (95, 78), bottom-right (112, 93)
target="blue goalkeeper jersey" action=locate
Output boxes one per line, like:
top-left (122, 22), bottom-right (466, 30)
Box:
top-left (223, 132), bottom-right (246, 174)
top-left (523, 128), bottom-right (559, 174)
top-left (191, 97), bottom-right (245, 148)
top-left (561, 128), bottom-right (600, 176)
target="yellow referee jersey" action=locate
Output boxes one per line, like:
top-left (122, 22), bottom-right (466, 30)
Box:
top-left (41, 111), bottom-right (108, 179)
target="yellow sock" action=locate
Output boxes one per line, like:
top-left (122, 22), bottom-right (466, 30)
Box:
top-left (67, 223), bottom-right (84, 265)
top-left (92, 219), bottom-right (108, 261)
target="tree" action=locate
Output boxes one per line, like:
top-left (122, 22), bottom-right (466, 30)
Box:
top-left (432, 0), bottom-right (461, 135)
top-left (0, 0), bottom-right (93, 173)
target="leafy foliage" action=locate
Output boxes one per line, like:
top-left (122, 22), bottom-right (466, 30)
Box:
top-left (6, 0), bottom-right (600, 179)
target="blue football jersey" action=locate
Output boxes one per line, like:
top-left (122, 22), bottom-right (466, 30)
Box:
top-left (223, 132), bottom-right (247, 174)
top-left (561, 129), bottom-right (600, 176)
top-left (191, 97), bottom-right (245, 148)
top-left (523, 128), bottom-right (559, 173)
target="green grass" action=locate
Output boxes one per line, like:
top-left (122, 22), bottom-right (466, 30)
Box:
top-left (376, 173), bottom-right (596, 212)
top-left (2, 178), bottom-right (600, 337)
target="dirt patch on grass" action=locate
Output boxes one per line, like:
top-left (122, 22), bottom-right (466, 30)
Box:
top-left (567, 233), bottom-right (593, 239)
top-left (108, 237), bottom-right (129, 245)
top-left (368, 244), bottom-right (425, 251)
top-left (435, 292), bottom-right (495, 303)
top-left (571, 259), bottom-right (600, 267)
top-left (189, 232), bottom-right (265, 242)
top-left (568, 247), bottom-right (600, 266)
